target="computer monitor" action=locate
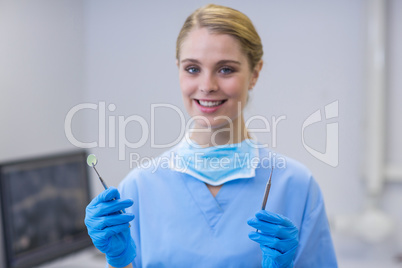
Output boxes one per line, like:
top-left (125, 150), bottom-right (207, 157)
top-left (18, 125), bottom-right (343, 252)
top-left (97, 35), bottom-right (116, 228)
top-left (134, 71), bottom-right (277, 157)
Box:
top-left (0, 151), bottom-right (93, 268)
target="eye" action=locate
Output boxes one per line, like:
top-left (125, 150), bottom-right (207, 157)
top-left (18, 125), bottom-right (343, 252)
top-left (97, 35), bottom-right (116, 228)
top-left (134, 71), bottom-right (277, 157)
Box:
top-left (185, 66), bottom-right (200, 74)
top-left (219, 67), bottom-right (235, 74)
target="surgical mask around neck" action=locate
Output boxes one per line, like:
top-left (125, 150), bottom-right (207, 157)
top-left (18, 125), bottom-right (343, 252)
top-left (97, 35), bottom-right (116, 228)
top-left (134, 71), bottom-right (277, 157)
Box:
top-left (169, 136), bottom-right (259, 186)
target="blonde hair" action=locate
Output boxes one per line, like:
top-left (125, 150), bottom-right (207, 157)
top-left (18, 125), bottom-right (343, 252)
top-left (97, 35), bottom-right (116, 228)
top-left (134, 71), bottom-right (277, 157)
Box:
top-left (176, 4), bottom-right (263, 70)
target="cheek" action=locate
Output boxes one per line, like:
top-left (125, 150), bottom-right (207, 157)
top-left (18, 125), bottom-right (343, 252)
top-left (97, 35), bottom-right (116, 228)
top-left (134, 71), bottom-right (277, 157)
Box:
top-left (179, 76), bottom-right (197, 97)
top-left (221, 78), bottom-right (249, 98)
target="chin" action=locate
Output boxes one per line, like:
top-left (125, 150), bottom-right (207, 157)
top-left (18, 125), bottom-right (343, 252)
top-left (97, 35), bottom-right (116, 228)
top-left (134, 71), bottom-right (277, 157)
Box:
top-left (193, 117), bottom-right (235, 130)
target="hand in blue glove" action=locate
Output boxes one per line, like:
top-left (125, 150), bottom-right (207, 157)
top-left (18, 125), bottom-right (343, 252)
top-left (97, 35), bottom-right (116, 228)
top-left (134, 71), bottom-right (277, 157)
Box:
top-left (85, 187), bottom-right (136, 268)
top-left (247, 210), bottom-right (299, 268)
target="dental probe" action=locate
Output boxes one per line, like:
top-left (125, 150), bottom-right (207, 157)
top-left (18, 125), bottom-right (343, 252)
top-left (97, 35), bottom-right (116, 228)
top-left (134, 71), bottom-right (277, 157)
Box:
top-left (256, 167), bottom-right (273, 232)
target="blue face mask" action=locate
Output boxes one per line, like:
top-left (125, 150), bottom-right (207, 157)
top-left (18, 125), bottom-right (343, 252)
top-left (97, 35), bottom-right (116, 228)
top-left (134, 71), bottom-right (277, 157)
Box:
top-left (169, 136), bottom-right (260, 186)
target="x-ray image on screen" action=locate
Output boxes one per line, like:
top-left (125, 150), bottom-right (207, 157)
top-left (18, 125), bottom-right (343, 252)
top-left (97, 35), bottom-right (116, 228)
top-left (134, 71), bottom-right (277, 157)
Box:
top-left (0, 151), bottom-right (92, 268)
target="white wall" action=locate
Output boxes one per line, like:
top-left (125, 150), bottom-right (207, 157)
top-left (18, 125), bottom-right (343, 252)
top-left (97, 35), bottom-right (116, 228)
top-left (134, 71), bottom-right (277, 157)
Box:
top-left (0, 0), bottom-right (85, 161)
top-left (388, 0), bottom-right (402, 166)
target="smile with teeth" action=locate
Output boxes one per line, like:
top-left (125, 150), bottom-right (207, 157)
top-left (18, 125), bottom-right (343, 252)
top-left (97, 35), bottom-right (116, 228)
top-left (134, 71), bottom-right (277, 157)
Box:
top-left (197, 99), bottom-right (226, 107)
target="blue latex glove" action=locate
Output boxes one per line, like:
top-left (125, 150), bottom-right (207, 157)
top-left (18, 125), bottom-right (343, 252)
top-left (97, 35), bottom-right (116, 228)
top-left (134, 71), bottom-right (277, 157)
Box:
top-left (85, 187), bottom-right (136, 267)
top-left (247, 210), bottom-right (299, 268)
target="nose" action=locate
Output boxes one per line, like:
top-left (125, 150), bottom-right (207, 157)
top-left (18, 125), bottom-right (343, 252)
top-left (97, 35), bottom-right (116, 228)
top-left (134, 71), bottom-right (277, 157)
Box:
top-left (199, 73), bottom-right (218, 93)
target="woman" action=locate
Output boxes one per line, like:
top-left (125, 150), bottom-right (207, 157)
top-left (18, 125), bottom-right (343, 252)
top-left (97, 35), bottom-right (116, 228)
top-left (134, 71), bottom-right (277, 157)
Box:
top-left (85, 4), bottom-right (338, 268)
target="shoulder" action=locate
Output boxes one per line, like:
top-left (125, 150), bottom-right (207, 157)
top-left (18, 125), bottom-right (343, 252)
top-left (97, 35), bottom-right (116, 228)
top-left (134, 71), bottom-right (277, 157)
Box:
top-left (257, 147), bottom-right (325, 218)
top-left (257, 146), bottom-right (313, 186)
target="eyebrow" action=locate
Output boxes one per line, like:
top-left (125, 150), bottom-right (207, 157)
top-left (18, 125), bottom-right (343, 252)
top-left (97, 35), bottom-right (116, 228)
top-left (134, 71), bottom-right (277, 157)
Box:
top-left (180, 58), bottom-right (242, 65)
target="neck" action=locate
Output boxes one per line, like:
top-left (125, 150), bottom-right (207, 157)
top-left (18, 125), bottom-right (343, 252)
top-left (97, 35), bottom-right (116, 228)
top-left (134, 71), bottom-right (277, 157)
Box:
top-left (189, 116), bottom-right (250, 147)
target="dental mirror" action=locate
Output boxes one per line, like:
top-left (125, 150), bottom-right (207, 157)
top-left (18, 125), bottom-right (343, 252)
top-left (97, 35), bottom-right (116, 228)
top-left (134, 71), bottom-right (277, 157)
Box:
top-left (86, 154), bottom-right (98, 167)
top-left (86, 154), bottom-right (109, 189)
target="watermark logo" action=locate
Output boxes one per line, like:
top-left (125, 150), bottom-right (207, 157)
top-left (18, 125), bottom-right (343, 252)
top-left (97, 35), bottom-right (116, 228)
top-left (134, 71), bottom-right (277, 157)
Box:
top-left (301, 100), bottom-right (339, 167)
top-left (64, 101), bottom-right (286, 160)
top-left (129, 151), bottom-right (286, 172)
top-left (64, 100), bottom-right (339, 168)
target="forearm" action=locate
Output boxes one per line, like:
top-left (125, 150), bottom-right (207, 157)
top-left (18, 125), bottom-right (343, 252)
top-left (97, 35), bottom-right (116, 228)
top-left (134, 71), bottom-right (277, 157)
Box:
top-left (109, 264), bottom-right (133, 268)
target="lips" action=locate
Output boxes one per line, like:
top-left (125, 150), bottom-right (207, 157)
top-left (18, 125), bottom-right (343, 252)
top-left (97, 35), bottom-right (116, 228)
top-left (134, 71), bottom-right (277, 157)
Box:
top-left (194, 99), bottom-right (227, 113)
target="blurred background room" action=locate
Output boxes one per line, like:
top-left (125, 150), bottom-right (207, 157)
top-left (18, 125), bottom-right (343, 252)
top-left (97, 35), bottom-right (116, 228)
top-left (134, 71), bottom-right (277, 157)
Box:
top-left (0, 0), bottom-right (401, 267)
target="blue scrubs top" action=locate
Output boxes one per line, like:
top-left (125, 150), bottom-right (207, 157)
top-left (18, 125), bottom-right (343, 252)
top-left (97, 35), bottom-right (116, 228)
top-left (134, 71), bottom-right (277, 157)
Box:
top-left (118, 146), bottom-right (338, 267)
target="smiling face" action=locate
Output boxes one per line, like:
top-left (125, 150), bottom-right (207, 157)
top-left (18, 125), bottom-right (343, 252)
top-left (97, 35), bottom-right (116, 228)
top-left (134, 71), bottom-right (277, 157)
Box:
top-left (178, 27), bottom-right (261, 130)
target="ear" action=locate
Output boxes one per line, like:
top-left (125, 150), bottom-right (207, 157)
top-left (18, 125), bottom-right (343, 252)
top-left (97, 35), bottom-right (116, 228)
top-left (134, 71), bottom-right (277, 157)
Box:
top-left (176, 59), bottom-right (179, 68)
top-left (249, 60), bottom-right (264, 90)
